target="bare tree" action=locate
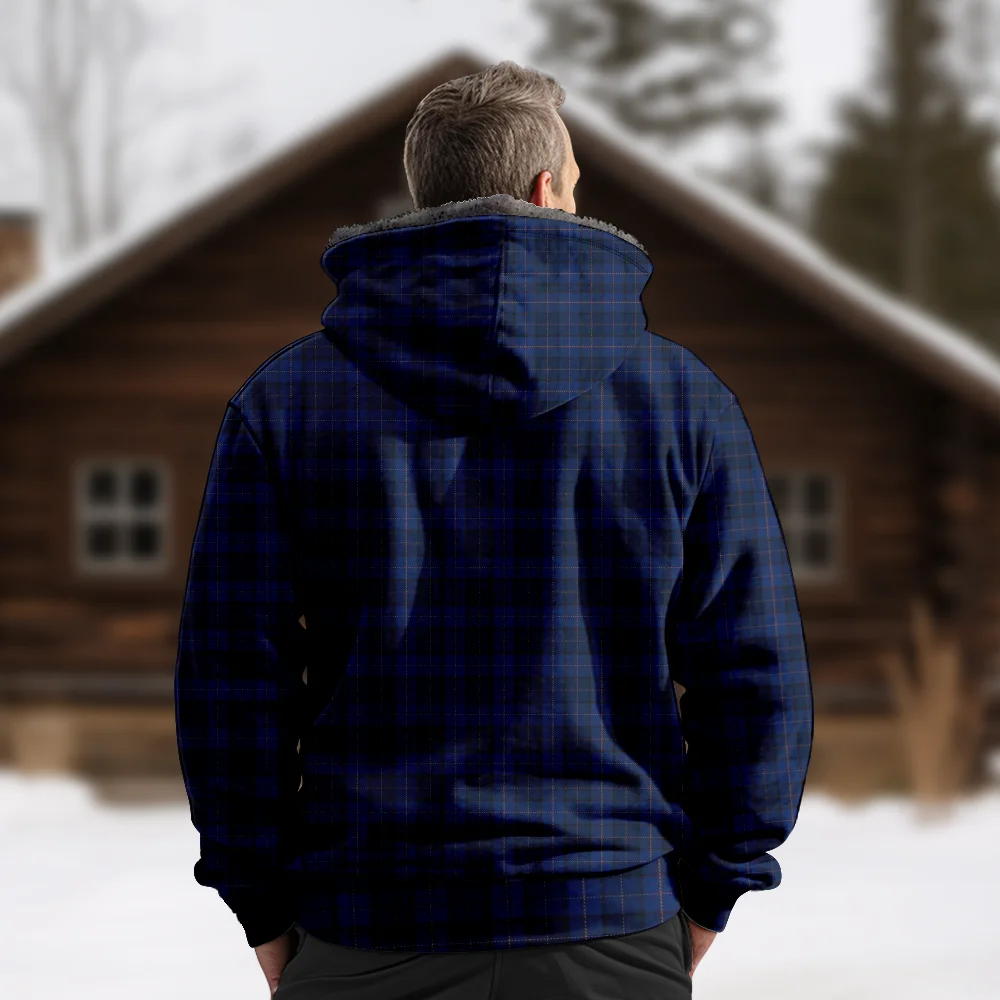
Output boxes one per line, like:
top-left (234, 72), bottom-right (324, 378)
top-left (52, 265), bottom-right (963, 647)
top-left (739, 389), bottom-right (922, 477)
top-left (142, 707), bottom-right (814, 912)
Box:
top-left (0, 0), bottom-right (258, 263)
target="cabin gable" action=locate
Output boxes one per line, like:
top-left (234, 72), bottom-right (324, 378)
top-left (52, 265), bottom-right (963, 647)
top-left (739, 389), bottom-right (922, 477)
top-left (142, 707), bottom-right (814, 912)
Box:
top-left (0, 93), bottom-right (998, 793)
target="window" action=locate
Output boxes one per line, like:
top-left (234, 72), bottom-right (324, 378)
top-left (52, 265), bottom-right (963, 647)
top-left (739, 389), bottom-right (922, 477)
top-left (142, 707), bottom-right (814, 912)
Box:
top-left (767, 470), bottom-right (841, 583)
top-left (73, 459), bottom-right (170, 576)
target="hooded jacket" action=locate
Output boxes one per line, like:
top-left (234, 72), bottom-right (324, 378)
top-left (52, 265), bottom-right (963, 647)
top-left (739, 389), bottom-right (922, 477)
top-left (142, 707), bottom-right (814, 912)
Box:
top-left (174, 193), bottom-right (814, 952)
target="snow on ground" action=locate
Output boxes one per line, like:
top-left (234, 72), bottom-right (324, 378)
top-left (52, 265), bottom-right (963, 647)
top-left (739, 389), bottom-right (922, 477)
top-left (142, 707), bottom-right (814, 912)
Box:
top-left (1, 768), bottom-right (998, 1000)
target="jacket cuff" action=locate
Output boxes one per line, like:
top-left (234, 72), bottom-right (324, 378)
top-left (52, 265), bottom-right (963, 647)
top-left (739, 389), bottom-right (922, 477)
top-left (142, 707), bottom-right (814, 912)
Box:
top-left (667, 850), bottom-right (747, 933)
top-left (677, 886), bottom-right (743, 933)
top-left (223, 888), bottom-right (298, 948)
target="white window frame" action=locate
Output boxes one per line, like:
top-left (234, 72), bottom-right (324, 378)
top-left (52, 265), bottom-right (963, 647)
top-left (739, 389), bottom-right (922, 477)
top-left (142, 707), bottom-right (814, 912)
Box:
top-left (767, 468), bottom-right (842, 584)
top-left (73, 458), bottom-right (171, 576)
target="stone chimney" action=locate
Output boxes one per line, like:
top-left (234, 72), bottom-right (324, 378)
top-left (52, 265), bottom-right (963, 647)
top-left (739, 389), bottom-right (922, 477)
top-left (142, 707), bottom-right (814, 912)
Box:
top-left (0, 210), bottom-right (40, 300)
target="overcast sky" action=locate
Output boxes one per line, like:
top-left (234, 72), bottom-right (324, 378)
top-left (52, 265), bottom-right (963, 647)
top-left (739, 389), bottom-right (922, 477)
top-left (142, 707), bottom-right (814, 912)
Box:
top-left (0, 0), bottom-right (875, 225)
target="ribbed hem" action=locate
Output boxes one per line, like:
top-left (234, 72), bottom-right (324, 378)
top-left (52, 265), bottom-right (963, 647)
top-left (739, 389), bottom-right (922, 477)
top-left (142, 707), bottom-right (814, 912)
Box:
top-left (291, 853), bottom-right (682, 951)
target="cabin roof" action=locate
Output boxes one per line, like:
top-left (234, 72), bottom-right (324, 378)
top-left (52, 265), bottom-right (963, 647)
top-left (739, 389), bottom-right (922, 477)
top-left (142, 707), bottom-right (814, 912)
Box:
top-left (3, 46), bottom-right (1000, 420)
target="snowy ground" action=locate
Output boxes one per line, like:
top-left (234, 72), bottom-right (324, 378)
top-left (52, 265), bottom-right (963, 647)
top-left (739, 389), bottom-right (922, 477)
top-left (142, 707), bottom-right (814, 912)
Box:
top-left (1, 768), bottom-right (998, 1000)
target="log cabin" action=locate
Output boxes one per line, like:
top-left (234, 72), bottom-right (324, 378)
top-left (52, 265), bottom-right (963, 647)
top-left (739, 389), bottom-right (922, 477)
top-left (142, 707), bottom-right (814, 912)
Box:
top-left (1, 49), bottom-right (999, 800)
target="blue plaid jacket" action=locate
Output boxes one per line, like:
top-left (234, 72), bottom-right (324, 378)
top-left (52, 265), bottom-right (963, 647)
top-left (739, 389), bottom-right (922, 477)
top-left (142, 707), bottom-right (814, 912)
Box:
top-left (175, 194), bottom-right (813, 951)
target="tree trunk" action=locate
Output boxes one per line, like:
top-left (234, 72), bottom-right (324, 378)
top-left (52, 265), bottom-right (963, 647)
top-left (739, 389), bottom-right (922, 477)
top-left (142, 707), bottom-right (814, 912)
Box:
top-left (891, 0), bottom-right (932, 305)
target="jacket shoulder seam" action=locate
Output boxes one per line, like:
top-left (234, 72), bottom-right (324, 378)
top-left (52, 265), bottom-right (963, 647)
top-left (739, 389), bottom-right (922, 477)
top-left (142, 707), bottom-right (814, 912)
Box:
top-left (229, 331), bottom-right (322, 405)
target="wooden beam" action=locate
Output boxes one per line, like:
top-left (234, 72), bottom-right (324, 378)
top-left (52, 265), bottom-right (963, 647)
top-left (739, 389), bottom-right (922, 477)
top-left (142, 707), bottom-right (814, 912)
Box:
top-left (0, 671), bottom-right (173, 703)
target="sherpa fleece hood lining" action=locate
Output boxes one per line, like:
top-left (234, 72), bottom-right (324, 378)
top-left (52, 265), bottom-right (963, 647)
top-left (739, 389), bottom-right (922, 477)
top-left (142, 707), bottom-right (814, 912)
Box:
top-left (325, 193), bottom-right (646, 254)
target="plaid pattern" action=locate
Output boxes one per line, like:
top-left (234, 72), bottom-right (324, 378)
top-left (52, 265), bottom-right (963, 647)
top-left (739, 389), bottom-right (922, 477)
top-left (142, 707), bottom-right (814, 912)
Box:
top-left (175, 204), bottom-right (813, 950)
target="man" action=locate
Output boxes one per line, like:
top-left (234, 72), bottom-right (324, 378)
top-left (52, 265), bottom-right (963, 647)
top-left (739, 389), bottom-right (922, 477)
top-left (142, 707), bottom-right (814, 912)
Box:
top-left (175, 60), bottom-right (813, 998)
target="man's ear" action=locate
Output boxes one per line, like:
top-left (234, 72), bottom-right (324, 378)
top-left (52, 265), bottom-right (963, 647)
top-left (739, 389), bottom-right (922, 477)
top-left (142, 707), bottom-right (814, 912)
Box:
top-left (528, 170), bottom-right (553, 208)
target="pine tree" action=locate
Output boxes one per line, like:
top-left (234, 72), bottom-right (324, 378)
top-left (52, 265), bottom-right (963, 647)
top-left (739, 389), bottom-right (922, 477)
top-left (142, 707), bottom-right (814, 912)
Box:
top-left (810, 0), bottom-right (1000, 350)
top-left (528, 0), bottom-right (782, 205)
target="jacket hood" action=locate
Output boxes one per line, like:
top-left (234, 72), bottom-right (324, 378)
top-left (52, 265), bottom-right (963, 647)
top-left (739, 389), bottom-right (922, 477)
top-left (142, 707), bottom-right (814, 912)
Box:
top-left (320, 193), bottom-right (654, 426)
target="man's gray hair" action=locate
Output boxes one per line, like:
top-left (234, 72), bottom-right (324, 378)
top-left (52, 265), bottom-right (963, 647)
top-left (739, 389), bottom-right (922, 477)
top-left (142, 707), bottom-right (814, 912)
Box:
top-left (403, 60), bottom-right (567, 210)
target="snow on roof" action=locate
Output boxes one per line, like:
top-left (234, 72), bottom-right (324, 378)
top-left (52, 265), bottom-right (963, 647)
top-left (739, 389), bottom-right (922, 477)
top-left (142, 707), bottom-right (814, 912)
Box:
top-left (3, 44), bottom-right (1000, 421)
top-left (558, 91), bottom-right (1000, 420)
top-left (0, 196), bottom-right (207, 343)
top-left (0, 99), bottom-right (360, 367)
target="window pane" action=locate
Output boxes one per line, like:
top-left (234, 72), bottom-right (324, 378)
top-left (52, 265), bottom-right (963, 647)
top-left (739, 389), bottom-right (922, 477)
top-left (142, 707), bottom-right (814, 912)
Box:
top-left (86, 523), bottom-right (118, 557)
top-left (785, 529), bottom-right (800, 566)
top-left (130, 522), bottom-right (160, 558)
top-left (804, 474), bottom-right (830, 515)
top-left (803, 528), bottom-right (831, 566)
top-left (769, 475), bottom-right (789, 516)
top-left (88, 469), bottom-right (117, 505)
top-left (131, 468), bottom-right (159, 507)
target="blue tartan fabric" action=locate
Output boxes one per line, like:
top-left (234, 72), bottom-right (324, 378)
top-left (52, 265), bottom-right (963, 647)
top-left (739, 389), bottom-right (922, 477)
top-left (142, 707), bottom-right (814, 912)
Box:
top-left (174, 195), bottom-right (813, 951)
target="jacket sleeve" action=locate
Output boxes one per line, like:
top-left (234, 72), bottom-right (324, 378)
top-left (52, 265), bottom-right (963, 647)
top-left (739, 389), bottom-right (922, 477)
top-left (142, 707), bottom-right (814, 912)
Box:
top-left (174, 402), bottom-right (305, 948)
top-left (666, 398), bottom-right (814, 933)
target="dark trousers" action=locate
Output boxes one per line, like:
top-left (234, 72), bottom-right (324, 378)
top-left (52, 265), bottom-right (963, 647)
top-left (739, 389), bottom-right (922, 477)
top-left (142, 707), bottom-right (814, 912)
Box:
top-left (273, 910), bottom-right (693, 999)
